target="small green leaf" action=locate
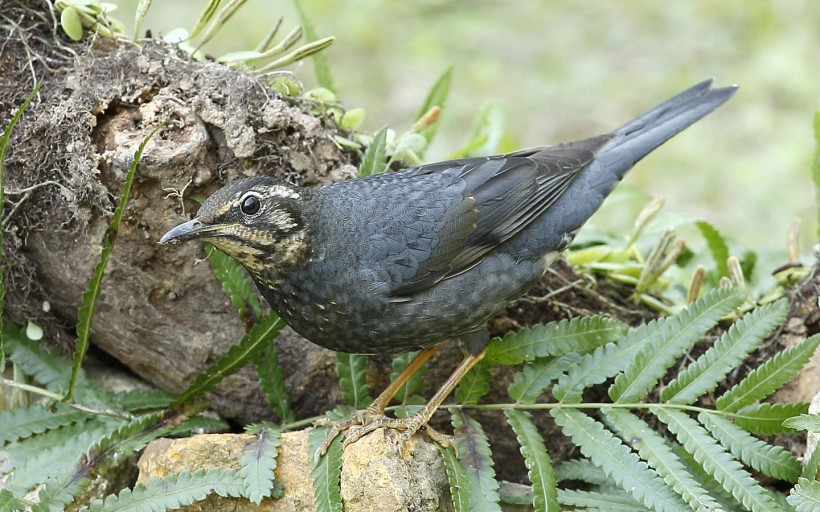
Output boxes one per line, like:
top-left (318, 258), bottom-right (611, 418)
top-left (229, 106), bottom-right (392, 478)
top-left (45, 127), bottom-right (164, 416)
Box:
top-left (256, 342), bottom-right (294, 424)
top-left (240, 428), bottom-right (282, 504)
top-left (455, 358), bottom-right (493, 406)
top-left (172, 312), bottom-right (285, 407)
top-left (187, 0), bottom-right (221, 40)
top-left (733, 401), bottom-right (809, 436)
top-left (308, 427), bottom-right (343, 512)
top-left (337, 107), bottom-right (365, 131)
top-left (336, 353), bottom-right (372, 409)
top-left (788, 478), bottom-right (820, 512)
top-left (508, 354), bottom-right (579, 404)
top-left (414, 66), bottom-right (453, 148)
top-left (696, 220), bottom-right (730, 279)
top-left (69, 124), bottom-right (164, 401)
top-left (358, 126), bottom-right (388, 177)
top-left (61, 6), bottom-right (84, 41)
top-left (783, 413), bottom-right (820, 432)
top-left (438, 445), bottom-right (472, 512)
top-left (449, 101), bottom-right (506, 158)
top-left (504, 410), bottom-right (558, 512)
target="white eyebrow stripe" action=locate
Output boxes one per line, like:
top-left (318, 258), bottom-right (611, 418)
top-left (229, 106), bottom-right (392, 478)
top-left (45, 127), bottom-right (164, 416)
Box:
top-left (267, 185), bottom-right (301, 200)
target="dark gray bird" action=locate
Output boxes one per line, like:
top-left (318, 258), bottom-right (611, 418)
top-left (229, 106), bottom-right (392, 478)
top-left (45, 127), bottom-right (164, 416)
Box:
top-left (161, 79), bottom-right (737, 451)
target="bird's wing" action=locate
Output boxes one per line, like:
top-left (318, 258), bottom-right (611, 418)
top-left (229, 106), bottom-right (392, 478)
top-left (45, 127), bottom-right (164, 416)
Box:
top-left (389, 135), bottom-right (610, 296)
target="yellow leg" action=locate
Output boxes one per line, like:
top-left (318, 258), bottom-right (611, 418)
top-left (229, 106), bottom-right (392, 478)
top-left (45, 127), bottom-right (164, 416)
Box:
top-left (315, 346), bottom-right (440, 458)
top-left (344, 347), bottom-right (488, 450)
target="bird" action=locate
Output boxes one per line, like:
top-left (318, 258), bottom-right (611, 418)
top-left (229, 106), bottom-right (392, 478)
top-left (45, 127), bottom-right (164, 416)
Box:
top-left (160, 79), bottom-right (737, 455)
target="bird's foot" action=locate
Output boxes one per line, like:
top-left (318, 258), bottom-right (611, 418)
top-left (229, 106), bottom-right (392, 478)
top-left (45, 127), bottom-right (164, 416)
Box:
top-left (313, 408), bottom-right (452, 462)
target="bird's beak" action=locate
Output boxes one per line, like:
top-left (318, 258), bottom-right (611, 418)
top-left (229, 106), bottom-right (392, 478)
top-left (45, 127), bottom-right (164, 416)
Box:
top-left (159, 218), bottom-right (215, 245)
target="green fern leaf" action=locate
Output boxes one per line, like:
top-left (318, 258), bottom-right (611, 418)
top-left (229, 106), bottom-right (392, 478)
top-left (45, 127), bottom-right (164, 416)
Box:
top-left (240, 428), bottom-right (282, 504)
top-left (783, 412), bottom-right (820, 432)
top-left (70, 124), bottom-right (162, 400)
top-left (208, 246), bottom-right (263, 321)
top-left (655, 408), bottom-right (780, 512)
top-left (557, 488), bottom-right (649, 511)
top-left (455, 359), bottom-right (493, 406)
top-left (802, 441), bottom-right (820, 481)
top-left (487, 316), bottom-right (626, 365)
top-left (662, 299), bottom-right (788, 404)
top-left (4, 420), bottom-right (89, 468)
top-left (256, 343), bottom-right (295, 423)
top-left (554, 459), bottom-right (608, 485)
top-left (4, 330), bottom-right (78, 392)
top-left (717, 334), bottom-right (820, 412)
top-left (610, 288), bottom-right (745, 403)
top-left (504, 410), bottom-right (559, 511)
top-left (603, 409), bottom-right (722, 511)
top-left (86, 413), bottom-right (164, 464)
top-left (696, 221), bottom-right (730, 279)
top-left (699, 412), bottom-right (800, 483)
top-left (79, 468), bottom-right (244, 511)
top-left (6, 420), bottom-right (117, 495)
top-left (551, 408), bottom-right (689, 511)
top-left (172, 312), bottom-right (285, 407)
top-left (358, 126), bottom-right (388, 176)
top-left (308, 426), bottom-right (343, 512)
top-left (438, 445), bottom-right (472, 512)
top-left (788, 478), bottom-right (820, 512)
top-left (390, 351), bottom-right (427, 406)
top-left (508, 354), bottom-right (579, 404)
top-left (31, 471), bottom-right (91, 512)
top-left (114, 389), bottom-right (176, 411)
top-left (733, 402), bottom-right (808, 436)
top-left (336, 353), bottom-right (372, 409)
top-left (451, 410), bottom-right (502, 512)
top-left (0, 403), bottom-right (88, 445)
top-left (0, 489), bottom-right (26, 512)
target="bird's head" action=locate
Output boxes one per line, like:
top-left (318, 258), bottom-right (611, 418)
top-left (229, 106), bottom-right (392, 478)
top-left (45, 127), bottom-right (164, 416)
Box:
top-left (160, 176), bottom-right (309, 274)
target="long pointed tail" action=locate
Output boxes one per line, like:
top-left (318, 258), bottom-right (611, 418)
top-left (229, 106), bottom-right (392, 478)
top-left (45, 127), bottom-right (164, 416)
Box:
top-left (598, 79), bottom-right (738, 176)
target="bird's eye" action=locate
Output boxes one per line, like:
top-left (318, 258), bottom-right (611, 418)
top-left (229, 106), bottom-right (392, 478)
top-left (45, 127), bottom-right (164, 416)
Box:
top-left (240, 194), bottom-right (261, 215)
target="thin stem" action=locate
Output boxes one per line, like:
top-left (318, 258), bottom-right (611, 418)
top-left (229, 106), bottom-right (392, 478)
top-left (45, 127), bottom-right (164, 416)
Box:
top-left (0, 378), bottom-right (134, 419)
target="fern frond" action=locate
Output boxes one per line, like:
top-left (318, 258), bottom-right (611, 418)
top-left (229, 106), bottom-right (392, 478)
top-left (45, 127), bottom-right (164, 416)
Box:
top-left (486, 316), bottom-right (626, 364)
top-left (308, 427), bottom-right (343, 512)
top-left (554, 459), bottom-right (608, 486)
top-left (256, 343), bottom-right (294, 423)
top-left (787, 478), bottom-right (820, 512)
top-left (782, 412), bottom-right (820, 432)
top-left (4, 332), bottom-right (78, 391)
top-left (553, 342), bottom-right (633, 403)
top-left (31, 471), bottom-right (91, 512)
top-left (662, 299), bottom-right (788, 404)
top-left (603, 409), bottom-right (722, 511)
top-left (451, 410), bottom-right (502, 512)
top-left (716, 334), bottom-right (820, 412)
top-left (172, 312), bottom-right (285, 407)
top-left (551, 408), bottom-right (690, 511)
top-left (610, 288), bottom-right (745, 403)
top-left (455, 359), bottom-right (493, 406)
top-left (438, 445), bottom-right (472, 512)
top-left (113, 388), bottom-right (176, 411)
top-left (6, 421), bottom-right (116, 495)
top-left (734, 402), bottom-right (808, 436)
top-left (240, 428), bottom-right (282, 504)
top-left (504, 410), bottom-right (558, 511)
top-left (508, 354), bottom-right (579, 404)
top-left (655, 408), bottom-right (780, 512)
top-left (557, 488), bottom-right (649, 511)
top-left (336, 353), bottom-right (372, 409)
top-left (0, 489), bottom-right (26, 512)
top-left (86, 413), bottom-right (163, 465)
top-left (0, 403), bottom-right (88, 445)
top-left (699, 412), bottom-right (800, 483)
top-left (695, 221), bottom-right (730, 279)
top-left (79, 468), bottom-right (244, 511)
top-left (4, 420), bottom-right (89, 468)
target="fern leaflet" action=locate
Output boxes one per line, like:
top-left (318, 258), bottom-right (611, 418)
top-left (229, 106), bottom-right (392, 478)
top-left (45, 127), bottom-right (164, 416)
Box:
top-left (0, 403), bottom-right (88, 445)
top-left (438, 445), bottom-right (472, 512)
top-left (256, 343), bottom-right (295, 423)
top-left (308, 426), bottom-right (343, 512)
top-left (240, 428), bottom-right (282, 504)
top-left (655, 408), bottom-right (780, 512)
top-left (734, 402), bottom-right (809, 436)
top-left (508, 354), bottom-right (579, 404)
top-left (451, 410), bottom-right (502, 512)
top-left (603, 409), bottom-right (722, 511)
top-left (699, 411), bottom-right (800, 483)
top-left (504, 410), bottom-right (559, 511)
top-left (662, 298), bottom-right (787, 404)
top-left (550, 408), bottom-right (689, 512)
top-left (557, 488), bottom-right (649, 511)
top-left (610, 287), bottom-right (745, 403)
top-left (787, 478), bottom-right (820, 512)
top-left (716, 334), bottom-right (820, 412)
top-left (455, 358), bottom-right (493, 406)
top-left (336, 353), bottom-right (372, 409)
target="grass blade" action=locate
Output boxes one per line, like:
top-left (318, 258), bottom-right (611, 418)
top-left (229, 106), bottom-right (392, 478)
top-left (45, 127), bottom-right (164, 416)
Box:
top-left (68, 124), bottom-right (163, 401)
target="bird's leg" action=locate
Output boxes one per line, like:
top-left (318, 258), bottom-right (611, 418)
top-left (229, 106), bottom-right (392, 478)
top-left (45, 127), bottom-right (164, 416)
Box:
top-left (344, 346), bottom-right (488, 451)
top-left (315, 346), bottom-right (440, 457)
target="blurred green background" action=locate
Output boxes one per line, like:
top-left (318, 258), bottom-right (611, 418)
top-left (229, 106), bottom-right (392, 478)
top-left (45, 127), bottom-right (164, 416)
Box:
top-left (119, 0), bottom-right (818, 254)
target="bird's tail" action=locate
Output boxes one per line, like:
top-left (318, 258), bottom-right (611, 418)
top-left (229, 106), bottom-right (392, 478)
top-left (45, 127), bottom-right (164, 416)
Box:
top-left (597, 79), bottom-right (738, 177)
